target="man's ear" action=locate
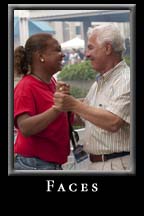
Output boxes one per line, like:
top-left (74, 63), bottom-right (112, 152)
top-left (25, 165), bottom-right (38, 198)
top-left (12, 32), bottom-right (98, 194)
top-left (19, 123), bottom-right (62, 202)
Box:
top-left (105, 43), bottom-right (112, 55)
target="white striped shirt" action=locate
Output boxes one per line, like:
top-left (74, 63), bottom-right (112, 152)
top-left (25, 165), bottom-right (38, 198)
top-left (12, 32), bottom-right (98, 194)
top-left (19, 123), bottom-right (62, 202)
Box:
top-left (83, 60), bottom-right (130, 155)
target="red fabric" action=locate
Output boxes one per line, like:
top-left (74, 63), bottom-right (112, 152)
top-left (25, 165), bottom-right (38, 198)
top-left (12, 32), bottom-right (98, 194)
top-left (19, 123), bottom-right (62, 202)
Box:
top-left (14, 75), bottom-right (70, 164)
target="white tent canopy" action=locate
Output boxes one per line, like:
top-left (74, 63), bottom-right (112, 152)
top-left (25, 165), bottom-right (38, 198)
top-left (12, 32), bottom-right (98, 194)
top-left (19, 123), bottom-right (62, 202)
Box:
top-left (61, 37), bottom-right (85, 50)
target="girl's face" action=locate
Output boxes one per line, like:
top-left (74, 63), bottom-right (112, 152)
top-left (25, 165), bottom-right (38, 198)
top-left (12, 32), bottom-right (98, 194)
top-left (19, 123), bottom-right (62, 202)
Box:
top-left (41, 39), bottom-right (65, 74)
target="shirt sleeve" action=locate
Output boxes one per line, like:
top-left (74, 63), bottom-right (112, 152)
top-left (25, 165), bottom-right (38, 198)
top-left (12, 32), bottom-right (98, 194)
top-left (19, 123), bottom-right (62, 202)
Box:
top-left (14, 89), bottom-right (37, 129)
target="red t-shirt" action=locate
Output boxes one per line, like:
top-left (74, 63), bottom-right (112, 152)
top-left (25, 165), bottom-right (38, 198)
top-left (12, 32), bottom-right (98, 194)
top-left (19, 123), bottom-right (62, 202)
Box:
top-left (14, 75), bottom-right (70, 164)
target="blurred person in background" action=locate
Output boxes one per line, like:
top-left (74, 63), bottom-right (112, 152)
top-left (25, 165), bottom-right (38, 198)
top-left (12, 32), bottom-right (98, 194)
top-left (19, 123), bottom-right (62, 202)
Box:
top-left (69, 48), bottom-right (81, 64)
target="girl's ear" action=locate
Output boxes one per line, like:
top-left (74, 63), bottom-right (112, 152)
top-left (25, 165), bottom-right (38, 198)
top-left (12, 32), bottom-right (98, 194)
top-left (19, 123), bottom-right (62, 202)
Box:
top-left (39, 54), bottom-right (45, 63)
top-left (40, 58), bottom-right (45, 62)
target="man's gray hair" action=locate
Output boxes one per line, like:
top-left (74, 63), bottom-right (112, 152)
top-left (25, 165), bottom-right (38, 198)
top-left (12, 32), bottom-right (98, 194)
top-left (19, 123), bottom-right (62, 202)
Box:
top-left (87, 23), bottom-right (125, 53)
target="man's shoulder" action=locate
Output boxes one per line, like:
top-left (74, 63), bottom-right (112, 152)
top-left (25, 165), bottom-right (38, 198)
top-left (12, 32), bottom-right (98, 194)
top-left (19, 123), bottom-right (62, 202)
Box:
top-left (115, 61), bottom-right (130, 78)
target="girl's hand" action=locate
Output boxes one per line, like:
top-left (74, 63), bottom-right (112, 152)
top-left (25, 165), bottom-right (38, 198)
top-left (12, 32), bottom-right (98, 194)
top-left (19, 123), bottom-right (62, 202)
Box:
top-left (56, 81), bottom-right (70, 95)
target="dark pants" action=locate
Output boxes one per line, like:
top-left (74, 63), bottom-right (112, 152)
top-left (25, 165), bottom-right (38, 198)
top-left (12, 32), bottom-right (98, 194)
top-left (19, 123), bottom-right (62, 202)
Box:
top-left (14, 154), bottom-right (62, 170)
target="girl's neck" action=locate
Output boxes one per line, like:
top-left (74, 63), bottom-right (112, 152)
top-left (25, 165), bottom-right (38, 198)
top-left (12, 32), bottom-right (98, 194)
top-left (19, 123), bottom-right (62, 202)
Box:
top-left (30, 72), bottom-right (52, 84)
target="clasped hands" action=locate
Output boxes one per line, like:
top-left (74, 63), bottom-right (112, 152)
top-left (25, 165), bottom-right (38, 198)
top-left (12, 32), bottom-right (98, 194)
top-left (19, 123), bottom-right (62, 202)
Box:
top-left (54, 81), bottom-right (77, 112)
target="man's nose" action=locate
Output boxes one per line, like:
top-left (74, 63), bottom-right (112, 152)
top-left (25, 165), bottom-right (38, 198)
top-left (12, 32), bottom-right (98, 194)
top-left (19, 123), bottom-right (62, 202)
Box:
top-left (85, 50), bottom-right (90, 59)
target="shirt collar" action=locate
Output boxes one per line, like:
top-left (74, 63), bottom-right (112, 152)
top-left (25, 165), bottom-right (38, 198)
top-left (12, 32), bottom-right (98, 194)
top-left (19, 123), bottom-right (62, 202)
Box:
top-left (95, 60), bottom-right (126, 82)
top-left (95, 73), bottom-right (101, 82)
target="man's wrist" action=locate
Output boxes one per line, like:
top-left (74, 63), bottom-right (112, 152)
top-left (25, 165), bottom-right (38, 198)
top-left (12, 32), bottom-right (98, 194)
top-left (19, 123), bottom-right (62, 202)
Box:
top-left (72, 99), bottom-right (82, 113)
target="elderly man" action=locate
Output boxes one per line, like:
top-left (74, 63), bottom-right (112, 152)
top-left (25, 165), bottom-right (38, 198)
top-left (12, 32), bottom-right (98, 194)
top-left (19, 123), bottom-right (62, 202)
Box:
top-left (54, 24), bottom-right (130, 172)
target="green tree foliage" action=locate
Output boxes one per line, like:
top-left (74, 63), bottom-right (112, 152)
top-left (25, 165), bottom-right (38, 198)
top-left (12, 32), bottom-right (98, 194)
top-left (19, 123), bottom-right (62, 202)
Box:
top-left (58, 60), bottom-right (96, 81)
top-left (70, 86), bottom-right (88, 98)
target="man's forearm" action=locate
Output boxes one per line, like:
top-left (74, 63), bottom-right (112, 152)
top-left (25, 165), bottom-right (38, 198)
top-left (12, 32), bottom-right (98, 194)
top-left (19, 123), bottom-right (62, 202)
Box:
top-left (72, 100), bottom-right (123, 132)
top-left (54, 92), bottom-right (124, 132)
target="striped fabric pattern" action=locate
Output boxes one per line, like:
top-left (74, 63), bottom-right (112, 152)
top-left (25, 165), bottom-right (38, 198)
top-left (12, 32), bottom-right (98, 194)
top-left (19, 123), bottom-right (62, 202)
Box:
top-left (83, 60), bottom-right (130, 155)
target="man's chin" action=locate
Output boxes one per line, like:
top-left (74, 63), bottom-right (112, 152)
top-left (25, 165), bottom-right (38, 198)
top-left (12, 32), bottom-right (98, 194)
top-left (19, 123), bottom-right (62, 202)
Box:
top-left (91, 64), bottom-right (97, 71)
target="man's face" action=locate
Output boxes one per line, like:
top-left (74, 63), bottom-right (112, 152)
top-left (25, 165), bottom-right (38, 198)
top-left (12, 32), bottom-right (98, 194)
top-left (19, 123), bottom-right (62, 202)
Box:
top-left (85, 34), bottom-right (107, 73)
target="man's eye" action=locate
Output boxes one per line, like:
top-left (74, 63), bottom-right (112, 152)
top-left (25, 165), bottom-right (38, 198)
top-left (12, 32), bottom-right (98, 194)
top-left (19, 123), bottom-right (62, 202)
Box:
top-left (88, 47), bottom-right (93, 50)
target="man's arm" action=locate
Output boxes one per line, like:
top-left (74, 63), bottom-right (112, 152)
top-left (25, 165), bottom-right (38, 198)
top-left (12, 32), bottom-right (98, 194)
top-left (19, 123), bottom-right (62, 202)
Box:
top-left (54, 92), bottom-right (125, 132)
top-left (72, 100), bottom-right (124, 132)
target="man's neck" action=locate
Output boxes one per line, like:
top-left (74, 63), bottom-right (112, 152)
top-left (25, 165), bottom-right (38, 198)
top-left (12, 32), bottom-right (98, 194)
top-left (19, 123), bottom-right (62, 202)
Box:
top-left (100, 57), bottom-right (122, 75)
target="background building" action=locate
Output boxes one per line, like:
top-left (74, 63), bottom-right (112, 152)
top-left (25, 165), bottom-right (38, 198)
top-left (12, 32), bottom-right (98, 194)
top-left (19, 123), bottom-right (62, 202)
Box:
top-left (14, 10), bottom-right (130, 47)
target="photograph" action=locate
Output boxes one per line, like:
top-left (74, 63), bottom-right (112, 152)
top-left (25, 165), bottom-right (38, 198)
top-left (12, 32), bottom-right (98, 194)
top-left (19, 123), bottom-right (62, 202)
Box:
top-left (8, 4), bottom-right (136, 179)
